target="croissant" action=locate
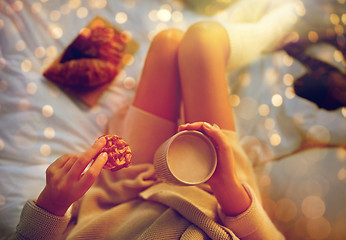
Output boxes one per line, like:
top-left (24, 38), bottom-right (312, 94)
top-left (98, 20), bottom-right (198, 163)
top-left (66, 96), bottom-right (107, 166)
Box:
top-left (44, 26), bottom-right (126, 88)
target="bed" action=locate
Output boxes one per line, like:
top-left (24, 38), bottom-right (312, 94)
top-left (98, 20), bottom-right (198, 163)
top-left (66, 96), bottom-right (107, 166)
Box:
top-left (0, 0), bottom-right (345, 239)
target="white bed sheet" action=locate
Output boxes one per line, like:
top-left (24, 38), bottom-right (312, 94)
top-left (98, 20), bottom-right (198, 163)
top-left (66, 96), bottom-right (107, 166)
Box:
top-left (0, 0), bottom-right (345, 239)
top-left (258, 147), bottom-right (346, 240)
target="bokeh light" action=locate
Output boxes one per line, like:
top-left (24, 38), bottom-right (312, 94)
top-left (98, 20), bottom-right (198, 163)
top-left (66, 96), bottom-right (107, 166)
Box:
top-left (285, 87), bottom-right (295, 99)
top-left (307, 217), bottom-right (331, 239)
top-left (0, 138), bottom-right (4, 151)
top-left (31, 2), bottom-right (42, 14)
top-left (35, 46), bottom-right (46, 58)
top-left (259, 174), bottom-right (271, 187)
top-left (121, 31), bottom-right (132, 44)
top-left (96, 113), bottom-right (108, 127)
top-left (342, 13), bottom-right (346, 25)
top-left (123, 76), bottom-right (136, 89)
top-left (0, 80), bottom-right (8, 92)
top-left (258, 104), bottom-right (270, 117)
top-left (271, 94), bottom-right (283, 107)
top-left (303, 177), bottom-right (330, 198)
top-left (157, 7), bottom-right (171, 22)
top-left (48, 24), bottom-right (63, 39)
top-left (115, 12), bottom-right (128, 24)
top-left (308, 31), bottom-right (319, 43)
top-left (283, 54), bottom-right (294, 66)
top-left (336, 148), bottom-right (346, 162)
top-left (337, 168), bottom-right (346, 181)
top-left (44, 127), bottom-right (55, 139)
top-left (264, 118), bottom-right (275, 130)
top-left (283, 74), bottom-right (294, 86)
top-left (333, 50), bottom-right (344, 63)
top-left (306, 125), bottom-right (331, 144)
top-left (46, 45), bottom-right (58, 58)
top-left (149, 10), bottom-right (159, 22)
top-left (122, 53), bottom-right (134, 66)
top-left (342, 108), bottom-right (346, 117)
top-left (275, 198), bottom-right (298, 222)
top-left (40, 144), bottom-right (51, 157)
top-left (0, 58), bottom-right (6, 70)
top-left (238, 72), bottom-right (251, 87)
top-left (229, 94), bottom-right (240, 107)
top-left (21, 59), bottom-right (32, 72)
top-left (26, 82), bottom-right (37, 95)
top-left (69, 0), bottom-right (81, 9)
top-left (265, 68), bottom-right (278, 85)
top-left (49, 10), bottom-right (61, 21)
top-left (294, 1), bottom-right (306, 17)
top-left (42, 105), bottom-right (54, 118)
top-left (330, 13), bottom-right (340, 25)
top-left (270, 133), bottom-right (281, 146)
top-left (302, 195), bottom-right (326, 219)
top-left (18, 99), bottom-right (30, 111)
top-left (15, 40), bottom-right (26, 51)
top-left (0, 194), bottom-right (5, 206)
top-left (172, 11), bottom-right (183, 22)
top-left (60, 3), bottom-right (71, 15)
top-left (236, 97), bottom-right (258, 120)
top-left (88, 0), bottom-right (107, 9)
top-left (76, 7), bottom-right (88, 19)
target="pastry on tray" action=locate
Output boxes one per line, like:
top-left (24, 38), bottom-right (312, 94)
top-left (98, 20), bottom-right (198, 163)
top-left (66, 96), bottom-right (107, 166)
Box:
top-left (43, 16), bottom-right (138, 106)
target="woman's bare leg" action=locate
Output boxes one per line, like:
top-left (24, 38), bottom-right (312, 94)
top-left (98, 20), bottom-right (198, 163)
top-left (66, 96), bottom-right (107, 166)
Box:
top-left (133, 29), bottom-right (184, 122)
top-left (116, 29), bottom-right (183, 165)
top-left (178, 21), bottom-right (235, 131)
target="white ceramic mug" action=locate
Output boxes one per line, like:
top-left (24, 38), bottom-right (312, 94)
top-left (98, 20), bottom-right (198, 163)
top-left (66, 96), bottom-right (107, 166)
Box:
top-left (154, 130), bottom-right (217, 186)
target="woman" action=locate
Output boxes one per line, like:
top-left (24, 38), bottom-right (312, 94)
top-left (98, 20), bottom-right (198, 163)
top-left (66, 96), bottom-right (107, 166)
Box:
top-left (14, 21), bottom-right (284, 239)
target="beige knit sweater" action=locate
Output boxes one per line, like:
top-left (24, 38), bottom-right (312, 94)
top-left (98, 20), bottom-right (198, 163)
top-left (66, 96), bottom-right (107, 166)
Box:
top-left (14, 131), bottom-right (284, 240)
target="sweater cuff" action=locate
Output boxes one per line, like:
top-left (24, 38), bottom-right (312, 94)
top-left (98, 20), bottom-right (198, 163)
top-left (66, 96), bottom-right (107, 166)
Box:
top-left (218, 184), bottom-right (284, 240)
top-left (16, 200), bottom-right (70, 240)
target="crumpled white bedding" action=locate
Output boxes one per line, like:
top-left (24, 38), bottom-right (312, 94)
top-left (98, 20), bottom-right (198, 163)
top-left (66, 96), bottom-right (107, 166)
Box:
top-left (0, 0), bottom-right (345, 239)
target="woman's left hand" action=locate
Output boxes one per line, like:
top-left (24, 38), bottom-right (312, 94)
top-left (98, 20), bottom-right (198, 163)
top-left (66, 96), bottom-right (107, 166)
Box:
top-left (178, 122), bottom-right (251, 216)
top-left (178, 122), bottom-right (237, 185)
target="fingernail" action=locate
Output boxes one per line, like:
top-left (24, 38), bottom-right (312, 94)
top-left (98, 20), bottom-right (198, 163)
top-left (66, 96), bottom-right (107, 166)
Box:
top-left (212, 124), bottom-right (220, 130)
top-left (96, 136), bottom-right (106, 144)
top-left (203, 122), bottom-right (212, 128)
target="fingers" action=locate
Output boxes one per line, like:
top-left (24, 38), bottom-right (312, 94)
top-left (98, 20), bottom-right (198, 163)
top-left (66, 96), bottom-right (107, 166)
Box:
top-left (90, 152), bottom-right (108, 173)
top-left (79, 152), bottom-right (108, 189)
top-left (61, 155), bottom-right (79, 173)
top-left (81, 136), bottom-right (107, 164)
top-left (69, 137), bottom-right (107, 178)
top-left (48, 154), bottom-right (72, 170)
top-left (178, 122), bottom-right (205, 132)
top-left (178, 122), bottom-right (229, 150)
top-left (201, 122), bottom-right (229, 149)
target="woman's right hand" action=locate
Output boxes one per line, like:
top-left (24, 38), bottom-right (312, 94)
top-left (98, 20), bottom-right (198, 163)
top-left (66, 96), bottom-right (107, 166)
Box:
top-left (35, 137), bottom-right (108, 216)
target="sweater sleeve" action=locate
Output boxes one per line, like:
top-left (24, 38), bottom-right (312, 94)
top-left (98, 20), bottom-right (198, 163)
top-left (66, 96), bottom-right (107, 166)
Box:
top-left (218, 184), bottom-right (285, 240)
top-left (14, 200), bottom-right (70, 240)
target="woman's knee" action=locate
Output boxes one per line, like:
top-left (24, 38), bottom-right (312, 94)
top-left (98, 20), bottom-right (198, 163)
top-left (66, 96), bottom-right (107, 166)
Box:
top-left (180, 21), bottom-right (230, 60)
top-left (188, 21), bottom-right (227, 34)
top-left (150, 29), bottom-right (184, 53)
